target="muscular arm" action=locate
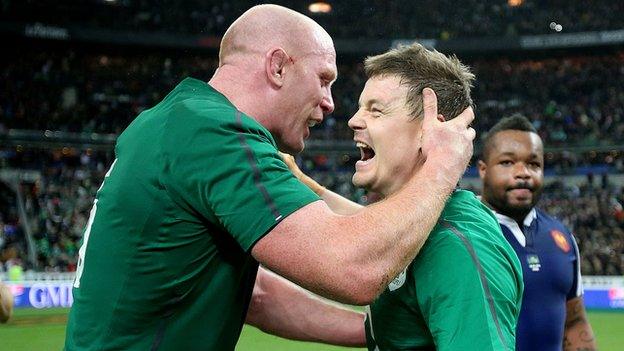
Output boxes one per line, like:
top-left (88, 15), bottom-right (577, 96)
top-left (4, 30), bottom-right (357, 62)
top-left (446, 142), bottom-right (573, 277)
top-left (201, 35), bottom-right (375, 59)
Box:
top-left (0, 282), bottom-right (13, 323)
top-left (318, 188), bottom-right (364, 215)
top-left (563, 297), bottom-right (597, 351)
top-left (246, 267), bottom-right (366, 346)
top-left (253, 89), bottom-right (475, 305)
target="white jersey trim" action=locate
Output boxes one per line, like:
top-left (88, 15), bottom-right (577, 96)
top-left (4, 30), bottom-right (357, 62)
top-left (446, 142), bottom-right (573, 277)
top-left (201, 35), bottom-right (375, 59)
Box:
top-left (490, 208), bottom-right (536, 248)
top-left (571, 235), bottom-right (584, 297)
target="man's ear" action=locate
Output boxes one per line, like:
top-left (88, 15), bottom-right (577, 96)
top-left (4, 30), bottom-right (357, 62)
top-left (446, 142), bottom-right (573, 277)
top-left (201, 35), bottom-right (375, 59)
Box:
top-left (265, 48), bottom-right (289, 88)
top-left (477, 159), bottom-right (487, 180)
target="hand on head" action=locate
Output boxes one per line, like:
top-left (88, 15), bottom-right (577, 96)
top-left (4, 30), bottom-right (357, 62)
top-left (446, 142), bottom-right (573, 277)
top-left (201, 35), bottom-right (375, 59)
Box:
top-left (420, 87), bottom-right (475, 183)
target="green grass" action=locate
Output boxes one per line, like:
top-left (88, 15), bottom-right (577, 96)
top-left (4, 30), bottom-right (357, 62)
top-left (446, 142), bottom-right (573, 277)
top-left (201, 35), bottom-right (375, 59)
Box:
top-left (236, 325), bottom-right (361, 351)
top-left (588, 311), bottom-right (624, 350)
top-left (1, 308), bottom-right (622, 350)
top-left (1, 308), bottom-right (69, 351)
top-left (1, 308), bottom-right (360, 351)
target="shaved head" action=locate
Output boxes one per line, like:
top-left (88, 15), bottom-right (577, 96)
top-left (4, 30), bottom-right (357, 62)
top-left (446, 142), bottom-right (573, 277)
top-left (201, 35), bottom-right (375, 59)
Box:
top-left (210, 4), bottom-right (337, 154)
top-left (219, 4), bottom-right (334, 65)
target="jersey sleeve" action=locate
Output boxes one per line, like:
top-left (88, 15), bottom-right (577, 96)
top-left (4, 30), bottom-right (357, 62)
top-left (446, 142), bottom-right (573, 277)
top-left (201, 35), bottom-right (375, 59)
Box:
top-left (164, 105), bottom-right (320, 252)
top-left (413, 226), bottom-right (518, 351)
top-left (567, 234), bottom-right (584, 299)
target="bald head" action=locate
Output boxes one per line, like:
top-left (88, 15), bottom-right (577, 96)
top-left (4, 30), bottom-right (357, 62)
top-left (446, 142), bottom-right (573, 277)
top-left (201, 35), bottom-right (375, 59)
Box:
top-left (209, 4), bottom-right (337, 155)
top-left (219, 4), bottom-right (334, 65)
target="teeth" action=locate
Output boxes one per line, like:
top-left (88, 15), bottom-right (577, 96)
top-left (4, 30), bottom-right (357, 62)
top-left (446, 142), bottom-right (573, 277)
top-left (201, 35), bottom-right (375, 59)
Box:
top-left (308, 120), bottom-right (317, 127)
top-left (356, 142), bottom-right (371, 149)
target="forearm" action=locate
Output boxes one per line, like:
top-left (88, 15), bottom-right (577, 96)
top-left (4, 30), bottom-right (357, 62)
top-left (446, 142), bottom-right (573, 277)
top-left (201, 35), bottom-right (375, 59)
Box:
top-left (563, 297), bottom-right (597, 351)
top-left (246, 267), bottom-right (366, 347)
top-left (254, 157), bottom-right (457, 305)
top-left (563, 323), bottom-right (597, 351)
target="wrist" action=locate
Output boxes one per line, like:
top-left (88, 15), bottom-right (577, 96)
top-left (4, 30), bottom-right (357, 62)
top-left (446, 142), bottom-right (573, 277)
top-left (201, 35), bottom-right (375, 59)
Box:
top-left (417, 158), bottom-right (460, 193)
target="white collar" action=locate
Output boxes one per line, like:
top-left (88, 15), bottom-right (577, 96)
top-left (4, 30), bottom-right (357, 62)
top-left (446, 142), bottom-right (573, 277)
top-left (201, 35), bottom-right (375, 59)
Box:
top-left (493, 207), bottom-right (537, 228)
top-left (479, 196), bottom-right (536, 247)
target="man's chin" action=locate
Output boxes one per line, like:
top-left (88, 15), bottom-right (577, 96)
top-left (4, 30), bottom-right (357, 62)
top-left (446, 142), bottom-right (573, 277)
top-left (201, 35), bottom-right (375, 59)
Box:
top-left (508, 197), bottom-right (534, 208)
top-left (499, 202), bottom-right (533, 218)
top-left (352, 174), bottom-right (372, 191)
top-left (278, 141), bottom-right (305, 155)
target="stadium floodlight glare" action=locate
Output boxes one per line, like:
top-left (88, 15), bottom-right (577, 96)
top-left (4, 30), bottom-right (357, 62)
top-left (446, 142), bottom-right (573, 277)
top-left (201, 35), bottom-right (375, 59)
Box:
top-left (308, 2), bottom-right (332, 14)
top-left (549, 22), bottom-right (563, 32)
top-left (508, 0), bottom-right (523, 6)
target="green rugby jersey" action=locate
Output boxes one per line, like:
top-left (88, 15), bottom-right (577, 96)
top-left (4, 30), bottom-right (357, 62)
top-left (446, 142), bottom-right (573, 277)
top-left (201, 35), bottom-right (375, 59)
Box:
top-left (65, 78), bottom-right (320, 350)
top-left (365, 190), bottom-right (523, 351)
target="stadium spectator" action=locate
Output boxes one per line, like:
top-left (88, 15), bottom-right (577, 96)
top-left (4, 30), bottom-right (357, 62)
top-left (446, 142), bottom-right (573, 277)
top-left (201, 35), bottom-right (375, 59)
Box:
top-left (64, 4), bottom-right (474, 350)
top-left (478, 115), bottom-right (597, 351)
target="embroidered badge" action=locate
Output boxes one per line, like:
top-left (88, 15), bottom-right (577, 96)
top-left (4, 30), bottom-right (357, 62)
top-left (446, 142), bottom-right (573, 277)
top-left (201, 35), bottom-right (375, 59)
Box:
top-left (527, 254), bottom-right (541, 272)
top-left (388, 267), bottom-right (407, 291)
top-left (550, 230), bottom-right (571, 253)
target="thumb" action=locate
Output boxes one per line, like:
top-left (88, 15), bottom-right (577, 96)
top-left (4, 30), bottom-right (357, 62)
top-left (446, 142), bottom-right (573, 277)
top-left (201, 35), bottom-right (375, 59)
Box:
top-left (422, 88), bottom-right (439, 129)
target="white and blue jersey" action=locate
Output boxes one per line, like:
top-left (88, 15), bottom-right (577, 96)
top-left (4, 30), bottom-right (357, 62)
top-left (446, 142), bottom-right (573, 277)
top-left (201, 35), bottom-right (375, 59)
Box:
top-left (493, 208), bottom-right (582, 351)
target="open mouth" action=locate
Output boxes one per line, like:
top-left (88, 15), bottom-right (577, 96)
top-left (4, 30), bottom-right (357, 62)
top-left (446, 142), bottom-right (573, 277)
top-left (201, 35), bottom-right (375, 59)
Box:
top-left (356, 141), bottom-right (375, 161)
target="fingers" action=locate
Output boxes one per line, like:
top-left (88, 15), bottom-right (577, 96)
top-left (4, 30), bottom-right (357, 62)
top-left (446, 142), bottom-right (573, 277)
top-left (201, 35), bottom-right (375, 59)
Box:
top-left (279, 151), bottom-right (294, 164)
top-left (449, 106), bottom-right (475, 128)
top-left (421, 88), bottom-right (438, 127)
top-left (422, 88), bottom-right (474, 128)
top-left (279, 151), bottom-right (304, 178)
top-left (279, 152), bottom-right (295, 168)
top-left (467, 127), bottom-right (476, 141)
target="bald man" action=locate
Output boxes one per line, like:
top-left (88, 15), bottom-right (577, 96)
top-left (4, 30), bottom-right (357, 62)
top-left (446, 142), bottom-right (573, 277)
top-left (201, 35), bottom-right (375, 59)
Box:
top-left (64, 4), bottom-right (475, 350)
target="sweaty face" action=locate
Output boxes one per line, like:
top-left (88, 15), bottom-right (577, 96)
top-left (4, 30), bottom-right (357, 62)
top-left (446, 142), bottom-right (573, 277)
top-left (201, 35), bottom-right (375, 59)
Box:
top-left (277, 48), bottom-right (336, 154)
top-left (479, 130), bottom-right (544, 219)
top-left (348, 75), bottom-right (424, 197)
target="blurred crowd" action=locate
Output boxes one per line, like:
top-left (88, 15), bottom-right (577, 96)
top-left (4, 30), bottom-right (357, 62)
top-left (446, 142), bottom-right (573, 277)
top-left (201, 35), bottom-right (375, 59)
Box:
top-left (0, 148), bottom-right (623, 276)
top-left (3, 0), bottom-right (623, 39)
top-left (0, 147), bottom-right (112, 274)
top-left (0, 47), bottom-right (218, 134)
top-left (472, 54), bottom-right (624, 148)
top-left (541, 178), bottom-right (624, 276)
top-left (2, 46), bottom-right (624, 152)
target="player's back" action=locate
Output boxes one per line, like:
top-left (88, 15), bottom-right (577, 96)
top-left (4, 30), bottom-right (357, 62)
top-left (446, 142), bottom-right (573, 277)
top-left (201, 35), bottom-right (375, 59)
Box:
top-left (65, 78), bottom-right (263, 350)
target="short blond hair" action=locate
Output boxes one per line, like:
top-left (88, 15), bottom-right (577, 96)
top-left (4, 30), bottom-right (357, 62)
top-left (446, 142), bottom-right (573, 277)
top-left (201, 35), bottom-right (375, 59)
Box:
top-left (364, 43), bottom-right (474, 120)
